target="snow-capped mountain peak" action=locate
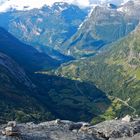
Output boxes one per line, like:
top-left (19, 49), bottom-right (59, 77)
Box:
top-left (0, 0), bottom-right (133, 12)
top-left (0, 0), bottom-right (89, 12)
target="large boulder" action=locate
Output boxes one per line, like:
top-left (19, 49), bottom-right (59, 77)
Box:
top-left (92, 118), bottom-right (140, 139)
top-left (122, 115), bottom-right (133, 123)
top-left (2, 121), bottom-right (19, 136)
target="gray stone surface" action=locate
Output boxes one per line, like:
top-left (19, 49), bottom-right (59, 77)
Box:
top-left (93, 118), bottom-right (140, 139)
top-left (109, 134), bottom-right (140, 140)
top-left (0, 118), bottom-right (140, 140)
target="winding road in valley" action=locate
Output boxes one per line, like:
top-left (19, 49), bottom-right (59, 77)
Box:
top-left (108, 95), bottom-right (137, 115)
top-left (75, 81), bottom-right (137, 115)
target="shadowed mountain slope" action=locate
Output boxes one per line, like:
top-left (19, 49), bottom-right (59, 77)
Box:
top-left (0, 27), bottom-right (60, 72)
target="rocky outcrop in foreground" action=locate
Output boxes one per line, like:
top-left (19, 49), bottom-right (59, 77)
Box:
top-left (0, 117), bottom-right (140, 140)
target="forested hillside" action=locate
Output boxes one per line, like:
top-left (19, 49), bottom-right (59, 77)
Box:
top-left (56, 25), bottom-right (140, 121)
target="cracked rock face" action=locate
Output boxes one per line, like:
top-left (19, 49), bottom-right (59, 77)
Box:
top-left (0, 118), bottom-right (140, 140)
top-left (109, 134), bottom-right (140, 140)
top-left (0, 121), bottom-right (100, 140)
top-left (93, 119), bottom-right (140, 138)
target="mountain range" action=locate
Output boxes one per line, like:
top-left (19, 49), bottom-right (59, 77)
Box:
top-left (0, 2), bottom-right (88, 62)
top-left (0, 0), bottom-right (130, 12)
top-left (0, 0), bottom-right (139, 124)
top-left (1, 1), bottom-right (139, 59)
top-left (56, 10), bottom-right (140, 120)
top-left (61, 0), bottom-right (140, 57)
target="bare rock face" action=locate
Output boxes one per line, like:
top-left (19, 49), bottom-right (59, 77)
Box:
top-left (121, 115), bottom-right (133, 122)
top-left (1, 121), bottom-right (19, 137)
top-left (93, 118), bottom-right (140, 139)
top-left (109, 133), bottom-right (140, 140)
top-left (0, 118), bottom-right (140, 140)
top-left (0, 120), bottom-right (100, 140)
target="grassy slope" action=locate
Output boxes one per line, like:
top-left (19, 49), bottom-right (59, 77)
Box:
top-left (56, 25), bottom-right (140, 120)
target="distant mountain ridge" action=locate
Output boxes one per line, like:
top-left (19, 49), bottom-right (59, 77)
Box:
top-left (61, 0), bottom-right (140, 58)
top-left (0, 2), bottom-right (88, 60)
top-left (0, 0), bottom-right (130, 12)
top-left (1, 1), bottom-right (138, 59)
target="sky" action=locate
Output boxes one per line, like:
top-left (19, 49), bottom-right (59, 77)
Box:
top-left (0, 0), bottom-right (130, 12)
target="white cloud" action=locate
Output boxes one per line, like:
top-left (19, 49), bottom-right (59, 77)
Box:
top-left (69, 0), bottom-right (90, 7)
top-left (0, 0), bottom-right (91, 12)
top-left (0, 0), bottom-right (130, 12)
top-left (89, 0), bottom-right (130, 5)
